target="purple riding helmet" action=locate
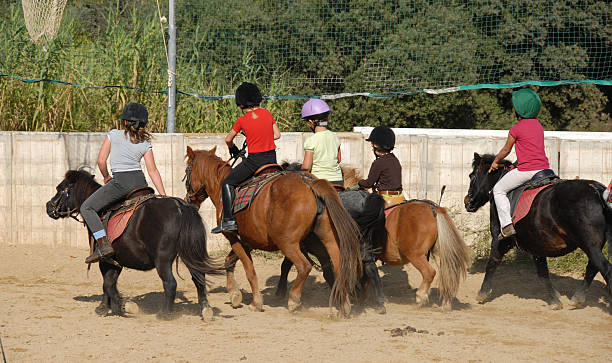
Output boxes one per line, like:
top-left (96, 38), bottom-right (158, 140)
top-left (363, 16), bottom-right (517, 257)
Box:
top-left (301, 99), bottom-right (330, 126)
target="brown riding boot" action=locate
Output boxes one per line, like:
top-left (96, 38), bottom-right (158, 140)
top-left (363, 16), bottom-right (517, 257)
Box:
top-left (85, 236), bottom-right (114, 264)
top-left (497, 224), bottom-right (517, 240)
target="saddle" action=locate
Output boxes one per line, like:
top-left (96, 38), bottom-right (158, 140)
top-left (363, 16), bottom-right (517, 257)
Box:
top-left (101, 187), bottom-right (157, 243)
top-left (507, 169), bottom-right (560, 224)
top-left (233, 165), bottom-right (316, 214)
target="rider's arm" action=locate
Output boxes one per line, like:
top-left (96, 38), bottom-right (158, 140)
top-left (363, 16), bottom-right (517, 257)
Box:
top-left (225, 129), bottom-right (238, 149)
top-left (302, 151), bottom-right (314, 172)
top-left (358, 160), bottom-right (382, 189)
top-left (273, 123), bottom-right (281, 140)
top-left (491, 132), bottom-right (516, 170)
top-left (97, 137), bottom-right (112, 184)
top-left (144, 150), bottom-right (166, 196)
top-left (337, 147), bottom-right (342, 164)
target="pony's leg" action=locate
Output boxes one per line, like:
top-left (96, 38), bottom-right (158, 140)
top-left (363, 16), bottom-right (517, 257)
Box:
top-left (230, 242), bottom-right (263, 311)
top-left (190, 275), bottom-right (214, 322)
top-left (279, 247), bottom-right (312, 312)
top-left (570, 261), bottom-right (598, 308)
top-left (477, 237), bottom-right (514, 302)
top-left (363, 260), bottom-right (386, 314)
top-left (225, 250), bottom-right (242, 308)
top-left (579, 244), bottom-right (612, 301)
top-left (406, 253), bottom-right (436, 307)
top-left (275, 257), bottom-right (293, 297)
top-left (99, 262), bottom-right (123, 315)
top-left (533, 256), bottom-right (562, 309)
top-left (155, 260), bottom-right (177, 317)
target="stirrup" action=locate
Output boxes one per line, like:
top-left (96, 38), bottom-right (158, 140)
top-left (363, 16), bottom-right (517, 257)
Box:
top-left (211, 220), bottom-right (238, 234)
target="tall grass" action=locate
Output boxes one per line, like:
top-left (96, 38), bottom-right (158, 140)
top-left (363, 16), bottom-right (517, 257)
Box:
top-left (0, 2), bottom-right (302, 132)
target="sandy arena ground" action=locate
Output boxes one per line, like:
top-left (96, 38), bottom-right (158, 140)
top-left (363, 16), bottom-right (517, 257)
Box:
top-left (1, 244), bottom-right (610, 362)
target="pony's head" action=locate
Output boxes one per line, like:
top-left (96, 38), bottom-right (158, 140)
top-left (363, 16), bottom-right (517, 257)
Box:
top-left (46, 169), bottom-right (100, 219)
top-left (185, 146), bottom-right (228, 208)
top-left (464, 152), bottom-right (510, 212)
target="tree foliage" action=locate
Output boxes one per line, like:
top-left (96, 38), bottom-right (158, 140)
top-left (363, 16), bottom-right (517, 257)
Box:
top-left (0, 0), bottom-right (610, 132)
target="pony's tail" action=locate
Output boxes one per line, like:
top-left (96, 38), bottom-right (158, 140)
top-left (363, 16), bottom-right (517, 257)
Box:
top-left (176, 201), bottom-right (225, 285)
top-left (432, 207), bottom-right (471, 309)
top-left (310, 179), bottom-right (362, 312)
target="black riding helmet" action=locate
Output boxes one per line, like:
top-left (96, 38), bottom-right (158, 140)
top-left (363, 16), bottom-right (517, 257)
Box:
top-left (235, 82), bottom-right (263, 108)
top-left (121, 102), bottom-right (148, 130)
top-left (366, 125), bottom-right (395, 151)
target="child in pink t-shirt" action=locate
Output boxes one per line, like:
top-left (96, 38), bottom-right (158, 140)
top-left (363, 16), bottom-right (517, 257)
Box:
top-left (489, 88), bottom-right (549, 239)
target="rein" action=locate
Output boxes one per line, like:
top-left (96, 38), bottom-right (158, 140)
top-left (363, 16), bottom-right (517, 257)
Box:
top-left (183, 141), bottom-right (247, 203)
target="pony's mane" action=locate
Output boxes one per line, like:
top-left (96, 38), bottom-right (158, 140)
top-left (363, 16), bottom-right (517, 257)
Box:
top-left (280, 161), bottom-right (363, 186)
top-left (473, 153), bottom-right (512, 172)
top-left (64, 168), bottom-right (101, 202)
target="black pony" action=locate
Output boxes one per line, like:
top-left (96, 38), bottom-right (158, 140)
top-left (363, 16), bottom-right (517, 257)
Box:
top-left (465, 153), bottom-right (612, 309)
top-left (46, 170), bottom-right (223, 319)
top-left (276, 163), bottom-right (388, 312)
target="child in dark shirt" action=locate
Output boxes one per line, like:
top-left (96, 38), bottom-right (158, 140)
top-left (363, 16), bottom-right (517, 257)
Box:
top-left (357, 126), bottom-right (404, 207)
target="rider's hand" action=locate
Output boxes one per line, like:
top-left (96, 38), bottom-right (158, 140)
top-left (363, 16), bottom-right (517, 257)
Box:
top-left (103, 175), bottom-right (112, 184)
top-left (489, 161), bottom-right (501, 173)
top-left (228, 144), bottom-right (240, 158)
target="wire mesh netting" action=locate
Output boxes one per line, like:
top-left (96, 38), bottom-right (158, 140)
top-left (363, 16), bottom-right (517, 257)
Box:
top-left (1, 0), bottom-right (611, 99)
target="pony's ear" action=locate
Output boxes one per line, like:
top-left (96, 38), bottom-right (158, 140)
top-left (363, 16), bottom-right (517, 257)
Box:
top-left (186, 146), bottom-right (195, 160)
top-left (473, 152), bottom-right (481, 162)
top-left (209, 146), bottom-right (217, 155)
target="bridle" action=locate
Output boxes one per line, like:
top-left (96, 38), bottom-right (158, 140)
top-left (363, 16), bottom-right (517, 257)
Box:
top-left (50, 185), bottom-right (83, 222)
top-left (183, 154), bottom-right (209, 203)
top-left (183, 141), bottom-right (247, 204)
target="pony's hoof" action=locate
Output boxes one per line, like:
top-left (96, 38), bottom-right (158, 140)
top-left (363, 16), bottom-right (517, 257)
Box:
top-left (373, 304), bottom-right (386, 314)
top-left (123, 301), bottom-right (139, 315)
top-left (95, 303), bottom-right (110, 316)
top-left (569, 293), bottom-right (586, 308)
top-left (340, 301), bottom-right (352, 317)
top-left (287, 299), bottom-right (301, 313)
top-left (275, 288), bottom-right (287, 298)
top-left (229, 289), bottom-right (242, 308)
top-left (416, 294), bottom-right (429, 307)
top-left (201, 307), bottom-right (214, 322)
top-left (476, 289), bottom-right (492, 303)
top-left (441, 301), bottom-right (452, 312)
top-left (249, 303), bottom-right (263, 312)
top-left (549, 301), bottom-right (563, 310)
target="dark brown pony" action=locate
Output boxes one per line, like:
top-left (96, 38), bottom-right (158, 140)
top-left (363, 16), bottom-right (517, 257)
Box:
top-left (343, 169), bottom-right (471, 310)
top-left (184, 146), bottom-right (362, 315)
top-left (465, 153), bottom-right (612, 309)
top-left (46, 169), bottom-right (223, 320)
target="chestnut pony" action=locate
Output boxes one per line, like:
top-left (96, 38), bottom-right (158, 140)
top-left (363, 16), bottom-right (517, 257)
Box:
top-left (343, 168), bottom-right (471, 310)
top-left (184, 146), bottom-right (362, 315)
top-left (277, 167), bottom-right (470, 311)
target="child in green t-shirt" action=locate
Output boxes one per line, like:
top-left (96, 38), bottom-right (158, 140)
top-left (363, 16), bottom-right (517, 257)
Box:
top-left (300, 99), bottom-right (343, 186)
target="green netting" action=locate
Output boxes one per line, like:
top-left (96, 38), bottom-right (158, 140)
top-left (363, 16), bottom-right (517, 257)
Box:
top-left (1, 0), bottom-right (611, 100)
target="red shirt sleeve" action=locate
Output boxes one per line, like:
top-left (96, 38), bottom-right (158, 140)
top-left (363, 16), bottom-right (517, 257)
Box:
top-left (232, 117), bottom-right (242, 133)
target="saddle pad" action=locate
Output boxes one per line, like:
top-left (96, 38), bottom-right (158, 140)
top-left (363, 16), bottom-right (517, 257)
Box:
top-left (103, 194), bottom-right (157, 243)
top-left (233, 172), bottom-right (284, 214)
top-left (107, 209), bottom-right (137, 243)
top-left (511, 185), bottom-right (551, 224)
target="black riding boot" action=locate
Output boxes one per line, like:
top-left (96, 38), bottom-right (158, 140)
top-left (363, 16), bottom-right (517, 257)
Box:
top-left (211, 184), bottom-right (238, 234)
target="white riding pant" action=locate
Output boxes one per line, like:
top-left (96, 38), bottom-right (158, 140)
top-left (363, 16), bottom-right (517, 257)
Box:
top-left (493, 168), bottom-right (541, 227)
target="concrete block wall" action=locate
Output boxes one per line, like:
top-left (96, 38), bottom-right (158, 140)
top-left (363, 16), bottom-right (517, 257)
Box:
top-left (1, 129), bottom-right (611, 251)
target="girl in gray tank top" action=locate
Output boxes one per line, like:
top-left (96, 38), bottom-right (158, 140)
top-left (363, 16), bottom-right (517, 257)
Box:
top-left (81, 103), bottom-right (166, 264)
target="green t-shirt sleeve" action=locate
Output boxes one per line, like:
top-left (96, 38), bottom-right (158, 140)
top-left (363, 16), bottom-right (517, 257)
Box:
top-left (304, 135), bottom-right (315, 152)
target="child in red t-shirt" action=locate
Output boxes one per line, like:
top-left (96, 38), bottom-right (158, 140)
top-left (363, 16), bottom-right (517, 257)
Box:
top-left (489, 88), bottom-right (550, 239)
top-left (211, 82), bottom-right (281, 233)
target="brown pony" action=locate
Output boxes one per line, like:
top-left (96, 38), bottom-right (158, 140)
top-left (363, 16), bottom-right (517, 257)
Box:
top-left (344, 169), bottom-right (471, 310)
top-left (184, 146), bottom-right (362, 315)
